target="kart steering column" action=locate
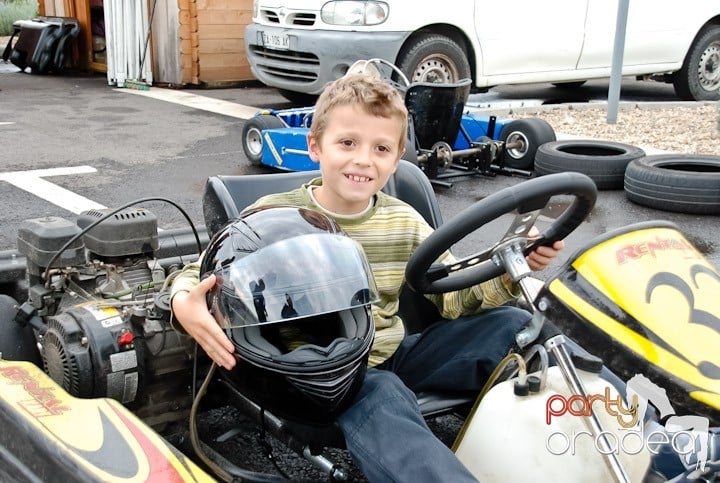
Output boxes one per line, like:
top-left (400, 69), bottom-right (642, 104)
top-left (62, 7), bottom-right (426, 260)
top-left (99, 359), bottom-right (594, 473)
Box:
top-left (490, 237), bottom-right (536, 304)
top-left (492, 224), bottom-right (631, 483)
top-left (546, 334), bottom-right (632, 483)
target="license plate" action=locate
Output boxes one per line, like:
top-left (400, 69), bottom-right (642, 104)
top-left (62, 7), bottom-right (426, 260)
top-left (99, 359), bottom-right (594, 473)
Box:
top-left (262, 32), bottom-right (290, 50)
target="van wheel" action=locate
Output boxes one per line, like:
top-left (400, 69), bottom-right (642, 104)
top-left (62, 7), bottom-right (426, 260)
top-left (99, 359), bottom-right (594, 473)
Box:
top-left (624, 154), bottom-right (720, 214)
top-left (534, 140), bottom-right (645, 190)
top-left (673, 25), bottom-right (720, 101)
top-left (498, 118), bottom-right (556, 170)
top-left (398, 33), bottom-right (471, 84)
top-left (242, 115), bottom-right (286, 166)
top-left (0, 295), bottom-right (41, 365)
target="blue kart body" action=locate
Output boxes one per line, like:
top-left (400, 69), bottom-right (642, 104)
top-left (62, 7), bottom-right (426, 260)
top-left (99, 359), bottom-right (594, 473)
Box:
top-left (241, 64), bottom-right (555, 185)
top-left (253, 107), bottom-right (514, 172)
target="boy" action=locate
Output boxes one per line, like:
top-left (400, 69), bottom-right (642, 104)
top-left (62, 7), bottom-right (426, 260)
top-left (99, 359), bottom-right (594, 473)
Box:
top-left (171, 73), bottom-right (564, 482)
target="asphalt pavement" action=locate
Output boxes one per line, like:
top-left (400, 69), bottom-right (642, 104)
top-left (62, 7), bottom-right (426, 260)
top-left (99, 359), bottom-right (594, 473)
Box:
top-left (1, 64), bottom-right (718, 273)
top-left (1, 58), bottom-right (719, 482)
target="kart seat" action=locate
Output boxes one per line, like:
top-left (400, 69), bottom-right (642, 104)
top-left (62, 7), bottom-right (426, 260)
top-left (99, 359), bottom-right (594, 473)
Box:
top-left (405, 78), bottom-right (472, 151)
top-left (202, 159), bottom-right (443, 237)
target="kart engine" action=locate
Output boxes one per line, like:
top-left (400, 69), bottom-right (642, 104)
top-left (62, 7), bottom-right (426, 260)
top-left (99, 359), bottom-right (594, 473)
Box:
top-left (16, 208), bottom-right (197, 428)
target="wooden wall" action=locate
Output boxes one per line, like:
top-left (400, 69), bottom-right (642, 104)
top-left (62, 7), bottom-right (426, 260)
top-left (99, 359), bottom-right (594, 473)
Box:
top-left (177, 0), bottom-right (198, 84)
top-left (37, 0), bottom-right (255, 85)
top-left (38, 0), bottom-right (64, 15)
top-left (195, 0), bottom-right (253, 84)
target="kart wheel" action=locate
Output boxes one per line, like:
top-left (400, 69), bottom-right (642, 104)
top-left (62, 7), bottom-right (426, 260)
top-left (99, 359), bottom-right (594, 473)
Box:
top-left (673, 25), bottom-right (720, 101)
top-left (397, 33), bottom-right (471, 84)
top-left (534, 140), bottom-right (645, 190)
top-left (0, 295), bottom-right (41, 365)
top-left (277, 89), bottom-right (319, 106)
top-left (498, 118), bottom-right (556, 170)
top-left (241, 115), bottom-right (286, 166)
top-left (624, 154), bottom-right (720, 214)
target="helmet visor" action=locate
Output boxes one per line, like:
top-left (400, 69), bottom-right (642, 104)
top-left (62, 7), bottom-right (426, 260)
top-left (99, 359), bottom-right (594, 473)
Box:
top-left (212, 233), bottom-right (378, 327)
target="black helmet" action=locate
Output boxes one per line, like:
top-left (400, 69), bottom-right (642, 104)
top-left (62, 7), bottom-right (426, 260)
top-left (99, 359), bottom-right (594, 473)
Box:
top-left (201, 206), bottom-right (377, 424)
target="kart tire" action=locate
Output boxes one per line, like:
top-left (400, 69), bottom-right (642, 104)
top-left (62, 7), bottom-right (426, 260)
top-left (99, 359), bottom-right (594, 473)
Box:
top-left (673, 25), bottom-right (720, 101)
top-left (277, 89), bottom-right (318, 107)
top-left (534, 140), bottom-right (645, 190)
top-left (0, 295), bottom-right (41, 365)
top-left (241, 114), bottom-right (286, 166)
top-left (498, 118), bottom-right (556, 170)
top-left (624, 154), bottom-right (720, 215)
top-left (397, 33), bottom-right (471, 85)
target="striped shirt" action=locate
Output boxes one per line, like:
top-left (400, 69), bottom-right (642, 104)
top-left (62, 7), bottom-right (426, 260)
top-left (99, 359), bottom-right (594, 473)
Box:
top-left (172, 178), bottom-right (518, 366)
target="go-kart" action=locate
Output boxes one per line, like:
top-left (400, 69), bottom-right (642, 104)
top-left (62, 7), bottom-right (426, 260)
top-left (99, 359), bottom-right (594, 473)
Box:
top-left (1, 160), bottom-right (718, 482)
top-left (241, 59), bottom-right (556, 187)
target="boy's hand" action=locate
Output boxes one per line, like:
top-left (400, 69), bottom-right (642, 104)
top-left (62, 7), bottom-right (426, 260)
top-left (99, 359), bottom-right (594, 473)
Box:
top-left (526, 227), bottom-right (565, 272)
top-left (172, 274), bottom-right (237, 370)
top-left (526, 240), bottom-right (565, 271)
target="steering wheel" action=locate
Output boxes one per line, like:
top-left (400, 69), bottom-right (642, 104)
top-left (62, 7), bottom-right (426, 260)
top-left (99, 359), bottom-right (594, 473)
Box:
top-left (405, 172), bottom-right (597, 294)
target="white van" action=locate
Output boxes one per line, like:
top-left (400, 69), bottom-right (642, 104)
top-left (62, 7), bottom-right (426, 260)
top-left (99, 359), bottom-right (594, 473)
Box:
top-left (244, 0), bottom-right (720, 103)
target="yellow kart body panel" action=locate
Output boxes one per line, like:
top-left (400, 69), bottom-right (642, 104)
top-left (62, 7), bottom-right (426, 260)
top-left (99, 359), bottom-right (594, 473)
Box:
top-left (0, 358), bottom-right (215, 482)
top-left (540, 222), bottom-right (720, 422)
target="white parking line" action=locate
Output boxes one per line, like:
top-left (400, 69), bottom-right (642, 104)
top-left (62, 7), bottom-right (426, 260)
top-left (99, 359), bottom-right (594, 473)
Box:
top-left (116, 87), bottom-right (259, 120)
top-left (0, 122), bottom-right (15, 126)
top-left (0, 166), bottom-right (106, 214)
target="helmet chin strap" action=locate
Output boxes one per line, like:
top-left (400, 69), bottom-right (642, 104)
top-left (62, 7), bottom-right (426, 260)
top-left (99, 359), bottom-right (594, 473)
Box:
top-left (272, 338), bottom-right (362, 363)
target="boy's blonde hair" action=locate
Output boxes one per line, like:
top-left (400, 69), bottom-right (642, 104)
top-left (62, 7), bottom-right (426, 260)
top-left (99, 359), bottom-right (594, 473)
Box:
top-left (310, 73), bottom-right (409, 151)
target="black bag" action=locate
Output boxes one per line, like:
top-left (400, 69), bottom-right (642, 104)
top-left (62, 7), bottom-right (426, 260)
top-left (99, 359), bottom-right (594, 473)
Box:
top-left (2, 16), bottom-right (80, 74)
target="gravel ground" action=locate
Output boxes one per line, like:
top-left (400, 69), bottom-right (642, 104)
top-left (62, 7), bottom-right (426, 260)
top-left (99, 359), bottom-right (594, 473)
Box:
top-left (503, 102), bottom-right (720, 155)
top-left (160, 405), bottom-right (464, 482)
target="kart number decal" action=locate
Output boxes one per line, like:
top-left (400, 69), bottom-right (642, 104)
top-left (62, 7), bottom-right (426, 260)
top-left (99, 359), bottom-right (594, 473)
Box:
top-left (646, 267), bottom-right (720, 380)
top-left (569, 227), bottom-right (720, 398)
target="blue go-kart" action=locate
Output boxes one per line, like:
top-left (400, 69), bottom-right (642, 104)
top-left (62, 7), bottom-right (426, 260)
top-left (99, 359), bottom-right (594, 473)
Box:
top-left (241, 59), bottom-right (556, 187)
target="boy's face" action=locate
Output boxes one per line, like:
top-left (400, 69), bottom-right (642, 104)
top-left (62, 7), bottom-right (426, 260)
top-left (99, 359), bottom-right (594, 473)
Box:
top-left (308, 104), bottom-right (404, 215)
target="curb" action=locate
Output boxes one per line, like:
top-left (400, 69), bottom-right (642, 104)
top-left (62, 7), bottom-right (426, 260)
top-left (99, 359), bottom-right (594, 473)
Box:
top-left (467, 100), bottom-right (716, 117)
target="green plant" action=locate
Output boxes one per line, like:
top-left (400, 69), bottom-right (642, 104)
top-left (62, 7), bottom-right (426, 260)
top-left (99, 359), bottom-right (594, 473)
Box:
top-left (0, 0), bottom-right (38, 37)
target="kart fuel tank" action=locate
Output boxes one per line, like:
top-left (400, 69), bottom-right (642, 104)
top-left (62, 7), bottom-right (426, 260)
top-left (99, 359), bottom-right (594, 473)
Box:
top-left (454, 366), bottom-right (651, 482)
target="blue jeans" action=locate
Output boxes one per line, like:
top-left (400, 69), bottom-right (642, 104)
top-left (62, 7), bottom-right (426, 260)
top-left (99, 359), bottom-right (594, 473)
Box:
top-left (337, 305), bottom-right (529, 483)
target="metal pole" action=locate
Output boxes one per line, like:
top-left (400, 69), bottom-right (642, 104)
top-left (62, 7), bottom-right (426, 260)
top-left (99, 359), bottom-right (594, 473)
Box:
top-left (547, 336), bottom-right (631, 483)
top-left (607, 0), bottom-right (630, 124)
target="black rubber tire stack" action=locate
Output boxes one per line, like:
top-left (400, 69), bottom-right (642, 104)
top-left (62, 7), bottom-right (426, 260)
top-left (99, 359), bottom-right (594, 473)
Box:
top-left (624, 154), bottom-right (720, 215)
top-left (534, 140), bottom-right (645, 190)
